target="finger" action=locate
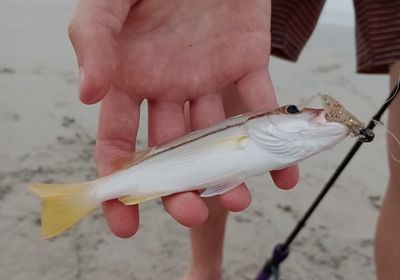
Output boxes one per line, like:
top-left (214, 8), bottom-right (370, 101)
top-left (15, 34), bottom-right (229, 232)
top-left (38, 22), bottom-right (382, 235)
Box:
top-left (237, 68), bottom-right (300, 188)
top-left (190, 94), bottom-right (253, 211)
top-left (96, 87), bottom-right (141, 238)
top-left (222, 84), bottom-right (247, 116)
top-left (219, 183), bottom-right (252, 212)
top-left (236, 67), bottom-right (278, 111)
top-left (148, 101), bottom-right (209, 227)
top-left (190, 94), bottom-right (226, 129)
top-left (162, 192), bottom-right (208, 228)
top-left (68, 0), bottom-right (135, 104)
top-left (270, 166), bottom-right (300, 190)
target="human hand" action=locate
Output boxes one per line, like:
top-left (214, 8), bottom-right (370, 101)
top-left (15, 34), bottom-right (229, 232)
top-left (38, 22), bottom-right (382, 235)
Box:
top-left (68, 0), bottom-right (299, 238)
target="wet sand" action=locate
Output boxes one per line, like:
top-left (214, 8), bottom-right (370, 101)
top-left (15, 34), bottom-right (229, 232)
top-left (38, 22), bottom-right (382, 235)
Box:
top-left (0, 1), bottom-right (389, 279)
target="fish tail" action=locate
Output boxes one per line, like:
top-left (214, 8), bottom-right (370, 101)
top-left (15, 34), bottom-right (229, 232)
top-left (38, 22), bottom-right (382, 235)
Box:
top-left (29, 181), bottom-right (97, 239)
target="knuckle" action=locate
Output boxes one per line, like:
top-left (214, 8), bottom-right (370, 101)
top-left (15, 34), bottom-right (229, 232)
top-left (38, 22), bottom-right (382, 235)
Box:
top-left (67, 20), bottom-right (79, 42)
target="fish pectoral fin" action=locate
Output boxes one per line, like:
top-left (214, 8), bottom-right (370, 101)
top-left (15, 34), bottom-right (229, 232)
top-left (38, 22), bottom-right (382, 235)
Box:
top-left (119, 192), bottom-right (170, 205)
top-left (200, 182), bottom-right (242, 197)
top-left (112, 148), bottom-right (155, 170)
top-left (220, 135), bottom-right (248, 149)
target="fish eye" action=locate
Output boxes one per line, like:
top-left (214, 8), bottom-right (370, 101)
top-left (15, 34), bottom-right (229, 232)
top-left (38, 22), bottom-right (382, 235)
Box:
top-left (285, 105), bottom-right (300, 114)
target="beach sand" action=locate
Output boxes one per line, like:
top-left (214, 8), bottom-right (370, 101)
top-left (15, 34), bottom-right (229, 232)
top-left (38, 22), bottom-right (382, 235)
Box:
top-left (0, 1), bottom-right (389, 279)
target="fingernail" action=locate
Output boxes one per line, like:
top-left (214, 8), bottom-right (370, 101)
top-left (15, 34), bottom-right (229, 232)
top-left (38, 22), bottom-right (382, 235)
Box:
top-left (79, 67), bottom-right (85, 92)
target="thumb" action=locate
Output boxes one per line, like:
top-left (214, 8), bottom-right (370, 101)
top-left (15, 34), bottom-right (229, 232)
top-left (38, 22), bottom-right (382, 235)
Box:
top-left (68, 0), bottom-right (135, 104)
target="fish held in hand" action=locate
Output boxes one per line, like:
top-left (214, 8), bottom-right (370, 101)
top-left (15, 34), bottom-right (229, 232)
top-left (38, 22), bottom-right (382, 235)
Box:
top-left (30, 96), bottom-right (357, 239)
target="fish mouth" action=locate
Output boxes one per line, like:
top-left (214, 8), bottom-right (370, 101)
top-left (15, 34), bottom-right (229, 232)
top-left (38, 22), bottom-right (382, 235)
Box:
top-left (310, 108), bottom-right (350, 136)
top-left (302, 108), bottom-right (327, 124)
top-left (314, 109), bottom-right (327, 124)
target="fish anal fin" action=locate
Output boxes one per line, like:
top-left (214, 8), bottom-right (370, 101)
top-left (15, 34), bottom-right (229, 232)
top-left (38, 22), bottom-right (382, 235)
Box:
top-left (119, 192), bottom-right (170, 205)
top-left (200, 182), bottom-right (242, 197)
top-left (112, 148), bottom-right (154, 170)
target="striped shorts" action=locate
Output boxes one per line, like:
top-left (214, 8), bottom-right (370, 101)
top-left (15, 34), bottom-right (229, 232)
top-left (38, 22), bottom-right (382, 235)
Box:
top-left (271, 0), bottom-right (400, 73)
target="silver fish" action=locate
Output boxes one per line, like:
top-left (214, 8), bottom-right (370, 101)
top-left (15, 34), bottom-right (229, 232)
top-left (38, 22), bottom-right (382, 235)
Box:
top-left (30, 97), bottom-right (353, 239)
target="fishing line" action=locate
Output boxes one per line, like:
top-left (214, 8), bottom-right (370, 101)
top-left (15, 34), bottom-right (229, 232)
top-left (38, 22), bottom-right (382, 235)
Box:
top-left (297, 93), bottom-right (322, 110)
top-left (371, 119), bottom-right (400, 164)
top-left (255, 81), bottom-right (400, 280)
top-left (373, 74), bottom-right (400, 162)
top-left (380, 72), bottom-right (400, 107)
top-left (386, 130), bottom-right (400, 164)
top-left (363, 72), bottom-right (400, 161)
top-left (298, 73), bottom-right (400, 110)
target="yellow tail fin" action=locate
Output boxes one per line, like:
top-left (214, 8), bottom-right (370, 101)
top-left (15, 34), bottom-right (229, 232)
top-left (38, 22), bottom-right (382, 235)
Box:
top-left (29, 182), bottom-right (97, 239)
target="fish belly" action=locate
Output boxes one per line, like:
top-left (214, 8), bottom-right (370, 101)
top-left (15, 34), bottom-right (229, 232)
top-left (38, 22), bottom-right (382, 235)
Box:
top-left (94, 134), bottom-right (279, 202)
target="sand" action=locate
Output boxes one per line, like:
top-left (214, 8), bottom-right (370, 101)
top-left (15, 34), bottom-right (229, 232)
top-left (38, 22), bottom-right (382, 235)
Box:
top-left (0, 1), bottom-right (390, 279)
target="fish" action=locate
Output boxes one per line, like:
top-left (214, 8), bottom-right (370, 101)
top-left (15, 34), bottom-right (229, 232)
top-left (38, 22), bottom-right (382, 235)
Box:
top-left (30, 96), bottom-right (356, 239)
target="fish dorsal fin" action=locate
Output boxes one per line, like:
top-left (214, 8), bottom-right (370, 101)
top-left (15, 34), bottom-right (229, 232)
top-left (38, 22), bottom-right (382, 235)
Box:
top-left (111, 111), bottom-right (264, 171)
top-left (112, 148), bottom-right (155, 170)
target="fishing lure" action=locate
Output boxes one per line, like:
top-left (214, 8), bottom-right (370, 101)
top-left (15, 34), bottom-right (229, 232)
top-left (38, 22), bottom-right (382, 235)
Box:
top-left (320, 94), bottom-right (374, 142)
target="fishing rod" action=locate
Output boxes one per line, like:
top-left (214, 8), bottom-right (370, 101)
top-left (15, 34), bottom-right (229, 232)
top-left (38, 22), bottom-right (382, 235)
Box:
top-left (255, 81), bottom-right (400, 280)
